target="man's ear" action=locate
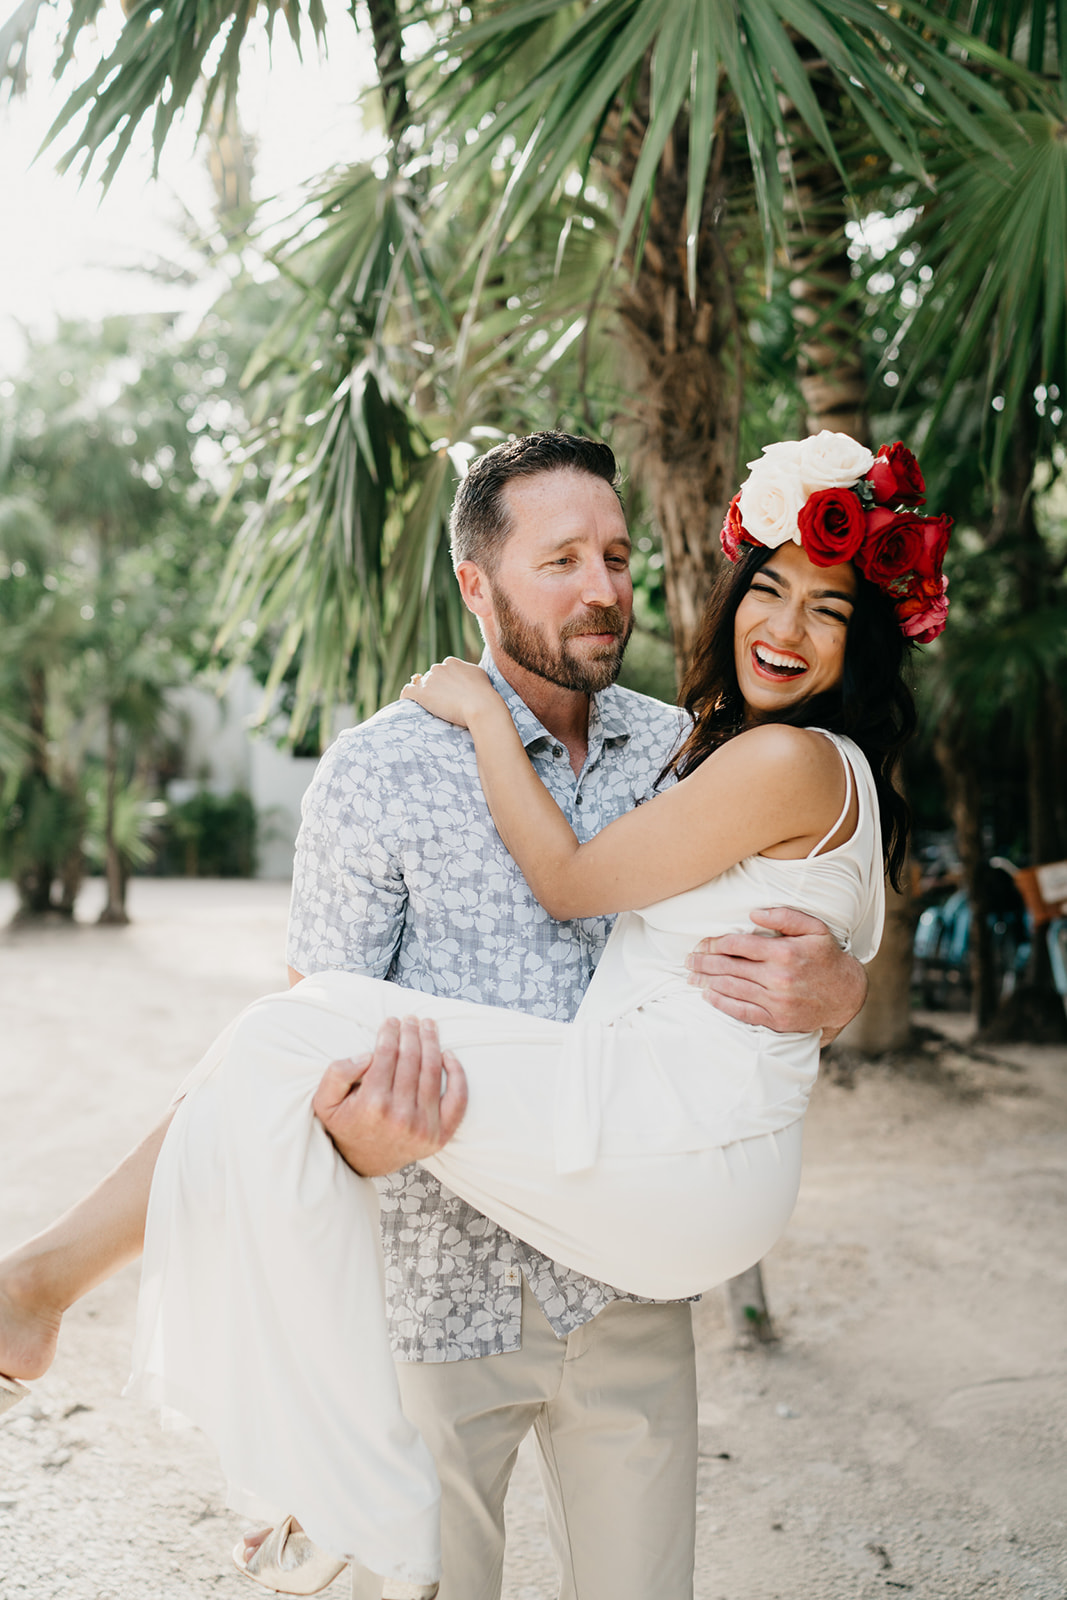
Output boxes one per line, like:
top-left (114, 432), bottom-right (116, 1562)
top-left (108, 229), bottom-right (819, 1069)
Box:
top-left (455, 560), bottom-right (493, 620)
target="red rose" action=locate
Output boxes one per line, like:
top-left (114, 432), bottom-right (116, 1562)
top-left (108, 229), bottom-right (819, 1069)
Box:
top-left (895, 573), bottom-right (943, 616)
top-left (857, 509), bottom-right (927, 591)
top-left (896, 576), bottom-right (949, 643)
top-left (797, 487), bottom-right (866, 566)
top-left (867, 443), bottom-right (926, 505)
top-left (720, 492), bottom-right (747, 562)
top-left (913, 513), bottom-right (952, 581)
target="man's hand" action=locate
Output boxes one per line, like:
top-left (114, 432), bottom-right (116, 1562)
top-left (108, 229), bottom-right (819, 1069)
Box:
top-left (686, 906), bottom-right (868, 1041)
top-left (312, 1015), bottom-right (468, 1177)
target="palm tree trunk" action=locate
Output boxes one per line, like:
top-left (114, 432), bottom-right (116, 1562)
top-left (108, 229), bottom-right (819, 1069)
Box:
top-left (780, 104), bottom-right (916, 1056)
top-left (13, 666), bottom-right (59, 918)
top-left (99, 705), bottom-right (129, 927)
top-left (981, 406), bottom-right (1067, 1040)
top-left (605, 88), bottom-right (740, 667)
top-left (934, 728), bottom-right (998, 1028)
top-left (780, 66), bottom-right (869, 440)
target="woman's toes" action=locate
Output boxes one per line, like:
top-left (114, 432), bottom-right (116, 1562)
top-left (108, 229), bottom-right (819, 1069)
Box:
top-left (242, 1524), bottom-right (287, 1557)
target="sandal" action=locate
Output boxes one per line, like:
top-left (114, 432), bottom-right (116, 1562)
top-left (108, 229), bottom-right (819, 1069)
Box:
top-left (0, 1375), bottom-right (29, 1415)
top-left (233, 1516), bottom-right (439, 1599)
top-left (232, 1517), bottom-right (347, 1595)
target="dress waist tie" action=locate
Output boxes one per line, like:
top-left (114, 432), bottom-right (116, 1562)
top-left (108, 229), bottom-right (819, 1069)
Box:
top-left (553, 1019), bottom-right (608, 1175)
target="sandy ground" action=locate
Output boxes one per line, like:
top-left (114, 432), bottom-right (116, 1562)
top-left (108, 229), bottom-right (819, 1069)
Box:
top-left (0, 878), bottom-right (1065, 1600)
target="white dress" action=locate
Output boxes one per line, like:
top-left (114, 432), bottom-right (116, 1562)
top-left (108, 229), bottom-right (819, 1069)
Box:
top-left (127, 733), bottom-right (882, 1589)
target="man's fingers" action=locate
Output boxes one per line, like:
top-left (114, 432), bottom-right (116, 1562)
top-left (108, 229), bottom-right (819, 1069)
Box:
top-left (749, 906), bottom-right (831, 938)
top-left (436, 1051), bottom-right (468, 1146)
top-left (688, 949), bottom-right (767, 979)
top-left (362, 1015), bottom-right (401, 1089)
top-left (692, 971), bottom-right (772, 1005)
top-left (689, 933), bottom-right (790, 969)
top-left (312, 1054), bottom-right (373, 1120)
top-left (691, 909), bottom-right (833, 963)
top-left (701, 991), bottom-right (774, 1028)
top-left (416, 1018), bottom-right (445, 1120)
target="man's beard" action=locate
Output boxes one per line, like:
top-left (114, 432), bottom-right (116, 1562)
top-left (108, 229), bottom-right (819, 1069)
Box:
top-left (489, 581), bottom-right (632, 694)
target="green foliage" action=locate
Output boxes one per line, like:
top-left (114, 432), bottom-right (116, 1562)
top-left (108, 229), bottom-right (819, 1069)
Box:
top-left (83, 777), bottom-right (160, 872)
top-left (429, 0), bottom-right (1034, 291)
top-left (0, 771), bottom-right (84, 901)
top-left (159, 789), bottom-right (257, 878)
top-left (10, 0), bottom-right (1050, 740)
top-left (0, 298), bottom-right (274, 912)
top-left (892, 110), bottom-right (1067, 475)
top-left (47, 0), bottom-right (332, 186)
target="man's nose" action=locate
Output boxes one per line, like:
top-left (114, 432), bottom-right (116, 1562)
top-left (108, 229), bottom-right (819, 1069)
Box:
top-left (579, 558), bottom-right (621, 607)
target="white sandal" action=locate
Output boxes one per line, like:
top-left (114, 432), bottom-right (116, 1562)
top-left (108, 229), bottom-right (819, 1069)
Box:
top-left (0, 1375), bottom-right (29, 1415)
top-left (233, 1516), bottom-right (439, 1599)
top-left (232, 1516), bottom-right (347, 1595)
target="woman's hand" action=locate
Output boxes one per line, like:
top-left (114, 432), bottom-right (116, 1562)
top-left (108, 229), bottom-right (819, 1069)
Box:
top-left (400, 657), bottom-right (500, 728)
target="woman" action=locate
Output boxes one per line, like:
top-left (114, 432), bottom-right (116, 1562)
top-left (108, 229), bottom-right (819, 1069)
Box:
top-left (0, 432), bottom-right (949, 1596)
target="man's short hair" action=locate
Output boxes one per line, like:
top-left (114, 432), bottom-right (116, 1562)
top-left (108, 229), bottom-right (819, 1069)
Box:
top-left (449, 431), bottom-right (620, 573)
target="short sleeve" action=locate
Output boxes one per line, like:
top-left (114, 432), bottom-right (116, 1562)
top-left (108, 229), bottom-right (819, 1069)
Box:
top-left (286, 727), bottom-right (407, 979)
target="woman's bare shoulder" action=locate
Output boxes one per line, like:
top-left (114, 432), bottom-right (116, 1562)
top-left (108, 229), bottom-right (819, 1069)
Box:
top-left (693, 722), bottom-right (840, 785)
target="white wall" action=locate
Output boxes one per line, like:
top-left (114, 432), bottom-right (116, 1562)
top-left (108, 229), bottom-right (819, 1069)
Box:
top-left (166, 668), bottom-right (331, 880)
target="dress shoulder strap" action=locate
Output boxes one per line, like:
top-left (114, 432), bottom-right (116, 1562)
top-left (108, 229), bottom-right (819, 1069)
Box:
top-left (806, 734), bottom-right (856, 860)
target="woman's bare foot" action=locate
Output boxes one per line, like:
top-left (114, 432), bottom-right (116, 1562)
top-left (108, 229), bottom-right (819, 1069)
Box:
top-left (0, 1251), bottom-right (65, 1381)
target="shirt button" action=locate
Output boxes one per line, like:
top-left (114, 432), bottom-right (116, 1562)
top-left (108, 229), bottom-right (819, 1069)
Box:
top-left (553, 745), bottom-right (563, 758)
top-left (574, 794), bottom-right (582, 805)
top-left (502, 1265), bottom-right (522, 1287)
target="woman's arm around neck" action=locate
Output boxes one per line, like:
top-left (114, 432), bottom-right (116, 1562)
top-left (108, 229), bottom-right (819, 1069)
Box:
top-left (402, 662), bottom-right (850, 921)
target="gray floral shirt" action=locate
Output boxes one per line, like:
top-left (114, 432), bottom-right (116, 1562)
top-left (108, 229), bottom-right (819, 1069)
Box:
top-left (287, 657), bottom-right (686, 1362)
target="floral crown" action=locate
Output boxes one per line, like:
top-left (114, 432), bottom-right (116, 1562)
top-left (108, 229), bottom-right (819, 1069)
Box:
top-left (720, 431), bottom-right (951, 643)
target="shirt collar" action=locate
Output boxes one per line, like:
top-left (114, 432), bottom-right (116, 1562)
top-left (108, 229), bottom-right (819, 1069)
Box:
top-left (480, 651), bottom-right (633, 754)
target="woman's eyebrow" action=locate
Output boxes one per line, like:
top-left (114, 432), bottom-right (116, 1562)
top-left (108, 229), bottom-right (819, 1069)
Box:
top-left (759, 565), bottom-right (854, 605)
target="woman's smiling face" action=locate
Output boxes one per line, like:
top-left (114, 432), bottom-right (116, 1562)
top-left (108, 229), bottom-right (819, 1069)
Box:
top-left (733, 540), bottom-right (856, 721)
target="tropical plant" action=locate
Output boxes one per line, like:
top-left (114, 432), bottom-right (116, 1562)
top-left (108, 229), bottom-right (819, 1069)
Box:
top-left (0, 487), bottom-right (86, 916)
top-left (7, 0), bottom-right (1047, 719)
top-left (855, 0), bottom-right (1067, 1039)
top-left (0, 306), bottom-right (268, 918)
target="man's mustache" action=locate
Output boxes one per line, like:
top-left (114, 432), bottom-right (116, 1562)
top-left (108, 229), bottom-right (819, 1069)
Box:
top-left (559, 606), bottom-right (629, 642)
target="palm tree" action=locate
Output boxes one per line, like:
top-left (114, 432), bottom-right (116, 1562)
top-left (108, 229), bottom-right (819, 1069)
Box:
top-left (866, 1), bottom-right (1067, 1040)
top-left (0, 493), bottom-right (85, 918)
top-left (10, 0), bottom-right (1045, 703)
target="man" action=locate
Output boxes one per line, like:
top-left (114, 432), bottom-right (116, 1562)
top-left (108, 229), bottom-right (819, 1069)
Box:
top-left (285, 433), bottom-right (866, 1600)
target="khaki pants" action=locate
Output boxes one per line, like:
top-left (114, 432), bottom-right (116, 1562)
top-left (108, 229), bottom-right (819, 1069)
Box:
top-left (396, 1279), bottom-right (697, 1600)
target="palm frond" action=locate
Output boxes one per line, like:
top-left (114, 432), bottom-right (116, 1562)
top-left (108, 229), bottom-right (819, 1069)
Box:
top-left (47, 0), bottom-right (337, 186)
top-left (894, 107), bottom-right (1067, 472)
top-left (0, 0), bottom-right (53, 99)
top-left (926, 603), bottom-right (1067, 738)
top-left (426, 0), bottom-right (1046, 301)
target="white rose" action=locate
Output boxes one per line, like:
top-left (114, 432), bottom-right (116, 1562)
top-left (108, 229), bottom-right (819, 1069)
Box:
top-left (797, 430), bottom-right (874, 494)
top-left (737, 461), bottom-right (806, 548)
top-left (746, 439), bottom-right (803, 473)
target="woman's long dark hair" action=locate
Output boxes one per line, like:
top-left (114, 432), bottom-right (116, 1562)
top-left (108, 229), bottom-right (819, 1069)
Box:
top-left (662, 543), bottom-right (916, 890)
